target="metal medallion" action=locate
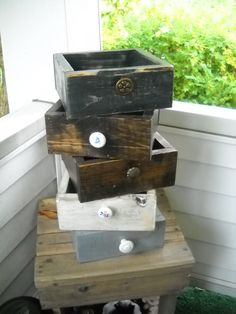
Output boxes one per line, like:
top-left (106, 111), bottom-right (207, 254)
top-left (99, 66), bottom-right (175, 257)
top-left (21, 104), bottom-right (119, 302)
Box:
top-left (116, 77), bottom-right (134, 95)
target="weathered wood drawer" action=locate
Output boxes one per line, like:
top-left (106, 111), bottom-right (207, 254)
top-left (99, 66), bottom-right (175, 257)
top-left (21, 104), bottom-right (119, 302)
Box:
top-left (45, 101), bottom-right (177, 161)
top-left (56, 190), bottom-right (157, 231)
top-left (54, 48), bottom-right (173, 119)
top-left (62, 149), bottom-right (177, 202)
top-left (73, 207), bottom-right (165, 262)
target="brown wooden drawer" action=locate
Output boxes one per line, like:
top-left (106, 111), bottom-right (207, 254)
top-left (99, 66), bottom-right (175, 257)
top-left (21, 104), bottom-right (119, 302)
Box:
top-left (62, 146), bottom-right (177, 203)
top-left (54, 48), bottom-right (173, 119)
top-left (45, 101), bottom-right (165, 161)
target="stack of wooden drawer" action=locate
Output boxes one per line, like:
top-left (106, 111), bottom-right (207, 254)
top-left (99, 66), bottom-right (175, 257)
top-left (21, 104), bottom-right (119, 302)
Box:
top-left (45, 48), bottom-right (177, 263)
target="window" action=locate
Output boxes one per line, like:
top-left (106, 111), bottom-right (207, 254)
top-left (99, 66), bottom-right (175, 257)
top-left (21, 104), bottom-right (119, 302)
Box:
top-left (101, 0), bottom-right (236, 109)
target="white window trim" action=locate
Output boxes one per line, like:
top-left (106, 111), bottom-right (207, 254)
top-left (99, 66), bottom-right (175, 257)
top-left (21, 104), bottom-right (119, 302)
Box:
top-left (159, 101), bottom-right (236, 138)
top-left (0, 101), bottom-right (53, 161)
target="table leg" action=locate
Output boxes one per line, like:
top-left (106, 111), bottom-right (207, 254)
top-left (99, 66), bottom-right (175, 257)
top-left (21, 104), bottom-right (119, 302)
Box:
top-left (158, 295), bottom-right (177, 314)
top-left (52, 308), bottom-right (73, 314)
top-left (52, 309), bottom-right (61, 314)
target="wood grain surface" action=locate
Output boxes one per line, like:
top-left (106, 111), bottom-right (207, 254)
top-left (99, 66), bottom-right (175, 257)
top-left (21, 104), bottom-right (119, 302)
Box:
top-left (54, 49), bottom-right (173, 119)
top-left (34, 190), bottom-right (195, 309)
top-left (62, 146), bottom-right (177, 202)
top-left (45, 102), bottom-right (158, 160)
top-left (56, 191), bottom-right (157, 231)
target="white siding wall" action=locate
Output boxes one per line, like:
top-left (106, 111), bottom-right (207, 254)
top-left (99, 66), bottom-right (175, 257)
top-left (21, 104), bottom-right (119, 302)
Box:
top-left (0, 0), bottom-right (101, 113)
top-left (0, 0), bottom-right (101, 305)
top-left (0, 102), bottom-right (57, 304)
top-left (159, 101), bottom-right (236, 297)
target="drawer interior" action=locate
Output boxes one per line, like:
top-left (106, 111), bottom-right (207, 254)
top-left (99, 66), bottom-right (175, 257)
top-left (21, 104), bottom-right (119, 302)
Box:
top-left (49, 101), bottom-right (153, 118)
top-left (63, 49), bottom-right (157, 71)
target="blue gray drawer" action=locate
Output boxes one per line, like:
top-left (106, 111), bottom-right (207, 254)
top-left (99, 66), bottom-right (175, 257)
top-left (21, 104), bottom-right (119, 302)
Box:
top-left (73, 207), bottom-right (165, 262)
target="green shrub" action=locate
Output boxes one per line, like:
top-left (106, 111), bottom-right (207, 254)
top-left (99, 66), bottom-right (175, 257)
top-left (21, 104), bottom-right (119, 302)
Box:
top-left (101, 0), bottom-right (236, 108)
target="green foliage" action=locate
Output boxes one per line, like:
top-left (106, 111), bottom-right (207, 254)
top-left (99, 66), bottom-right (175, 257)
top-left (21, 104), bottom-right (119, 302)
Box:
top-left (0, 38), bottom-right (9, 118)
top-left (0, 63), bottom-right (9, 118)
top-left (101, 0), bottom-right (236, 108)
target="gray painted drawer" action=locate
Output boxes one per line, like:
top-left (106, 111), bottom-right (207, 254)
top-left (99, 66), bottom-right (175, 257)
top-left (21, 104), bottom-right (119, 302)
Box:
top-left (73, 207), bottom-right (165, 262)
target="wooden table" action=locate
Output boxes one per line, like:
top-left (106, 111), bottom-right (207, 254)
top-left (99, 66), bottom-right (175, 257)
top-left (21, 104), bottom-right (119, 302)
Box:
top-left (34, 190), bottom-right (194, 314)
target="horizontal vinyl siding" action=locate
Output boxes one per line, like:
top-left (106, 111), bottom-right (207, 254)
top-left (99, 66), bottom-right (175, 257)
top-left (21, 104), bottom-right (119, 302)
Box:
top-left (0, 103), bottom-right (57, 305)
top-left (175, 212), bottom-right (236, 250)
top-left (0, 155), bottom-right (56, 229)
top-left (0, 102), bottom-right (52, 160)
top-left (159, 106), bottom-right (236, 297)
top-left (175, 159), bottom-right (236, 196)
top-left (163, 186), bottom-right (236, 224)
top-left (194, 262), bottom-right (236, 284)
top-left (0, 179), bottom-right (56, 303)
top-left (0, 229), bottom-right (36, 296)
top-left (187, 239), bottom-right (236, 272)
top-left (192, 262), bottom-right (236, 296)
top-left (0, 179), bottom-right (57, 264)
top-left (159, 125), bottom-right (236, 168)
top-left (0, 260), bottom-right (35, 305)
top-left (0, 135), bottom-right (49, 193)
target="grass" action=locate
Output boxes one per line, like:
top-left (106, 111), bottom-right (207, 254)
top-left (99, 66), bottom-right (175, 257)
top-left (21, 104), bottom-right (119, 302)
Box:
top-left (175, 287), bottom-right (236, 314)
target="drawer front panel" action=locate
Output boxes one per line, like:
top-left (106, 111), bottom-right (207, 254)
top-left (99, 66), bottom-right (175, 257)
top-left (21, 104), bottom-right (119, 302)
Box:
top-left (56, 190), bottom-right (157, 232)
top-left (54, 49), bottom-right (173, 119)
top-left (63, 70), bottom-right (173, 119)
top-left (45, 102), bottom-right (155, 161)
top-left (73, 209), bottom-right (165, 262)
top-left (62, 150), bottom-right (177, 202)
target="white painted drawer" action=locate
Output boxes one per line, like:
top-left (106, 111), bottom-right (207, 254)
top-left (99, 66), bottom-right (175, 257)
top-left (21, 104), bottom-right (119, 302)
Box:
top-left (56, 190), bottom-right (157, 231)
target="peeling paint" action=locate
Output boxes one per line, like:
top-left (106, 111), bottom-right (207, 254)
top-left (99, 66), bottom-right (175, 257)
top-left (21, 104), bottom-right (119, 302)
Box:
top-left (67, 71), bottom-right (98, 78)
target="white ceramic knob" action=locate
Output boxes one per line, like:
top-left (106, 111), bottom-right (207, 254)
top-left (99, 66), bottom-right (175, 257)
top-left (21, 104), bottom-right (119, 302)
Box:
top-left (119, 239), bottom-right (134, 254)
top-left (97, 206), bottom-right (113, 219)
top-left (89, 132), bottom-right (106, 148)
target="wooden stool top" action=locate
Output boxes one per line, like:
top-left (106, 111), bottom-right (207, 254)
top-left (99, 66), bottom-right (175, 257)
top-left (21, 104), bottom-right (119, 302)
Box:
top-left (34, 190), bottom-right (194, 309)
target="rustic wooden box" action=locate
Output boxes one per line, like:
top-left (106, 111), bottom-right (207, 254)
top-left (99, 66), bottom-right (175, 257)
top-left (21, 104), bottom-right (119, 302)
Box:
top-left (56, 190), bottom-right (157, 231)
top-left (62, 147), bottom-right (177, 202)
top-left (73, 207), bottom-right (165, 262)
top-left (45, 101), bottom-right (176, 161)
top-left (53, 49), bottom-right (174, 119)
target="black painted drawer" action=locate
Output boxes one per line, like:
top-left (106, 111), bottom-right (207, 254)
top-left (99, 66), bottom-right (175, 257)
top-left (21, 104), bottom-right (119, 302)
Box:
top-left (54, 48), bottom-right (173, 119)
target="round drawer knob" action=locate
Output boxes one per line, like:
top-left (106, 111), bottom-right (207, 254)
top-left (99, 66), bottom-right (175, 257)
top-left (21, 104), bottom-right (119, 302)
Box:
top-left (89, 132), bottom-right (106, 148)
top-left (127, 167), bottom-right (141, 179)
top-left (97, 206), bottom-right (113, 219)
top-left (119, 239), bottom-right (134, 254)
